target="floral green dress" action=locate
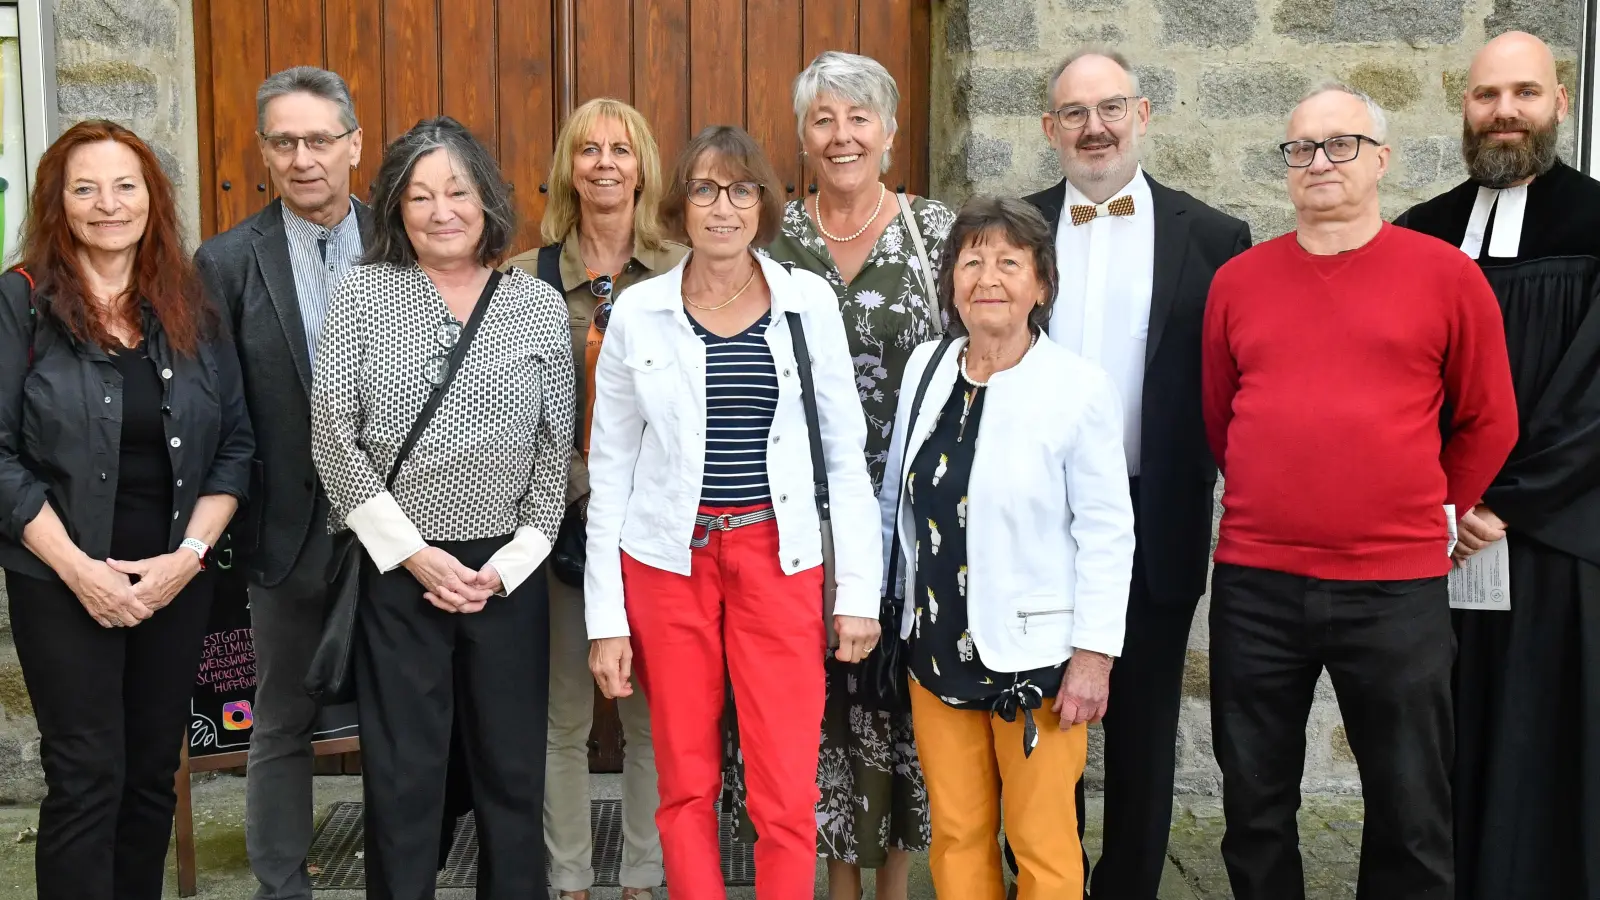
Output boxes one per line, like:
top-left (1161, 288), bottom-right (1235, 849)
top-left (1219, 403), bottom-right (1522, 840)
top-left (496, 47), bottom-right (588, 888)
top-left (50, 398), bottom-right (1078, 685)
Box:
top-left (722, 195), bottom-right (955, 866)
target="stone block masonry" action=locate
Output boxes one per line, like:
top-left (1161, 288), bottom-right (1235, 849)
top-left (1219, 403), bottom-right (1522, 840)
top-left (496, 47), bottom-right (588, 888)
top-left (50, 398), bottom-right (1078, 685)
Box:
top-left (931, 0), bottom-right (1581, 793)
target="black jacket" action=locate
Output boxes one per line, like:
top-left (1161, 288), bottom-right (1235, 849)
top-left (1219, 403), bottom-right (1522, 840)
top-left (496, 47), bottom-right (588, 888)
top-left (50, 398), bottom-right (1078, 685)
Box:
top-left (0, 270), bottom-right (255, 581)
top-left (194, 199), bottom-right (374, 587)
top-left (1025, 173), bottom-right (1252, 604)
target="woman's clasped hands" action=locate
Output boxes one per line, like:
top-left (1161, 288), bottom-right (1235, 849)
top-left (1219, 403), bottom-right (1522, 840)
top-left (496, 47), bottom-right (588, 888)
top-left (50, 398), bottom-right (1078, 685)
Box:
top-left (402, 546), bottom-right (502, 613)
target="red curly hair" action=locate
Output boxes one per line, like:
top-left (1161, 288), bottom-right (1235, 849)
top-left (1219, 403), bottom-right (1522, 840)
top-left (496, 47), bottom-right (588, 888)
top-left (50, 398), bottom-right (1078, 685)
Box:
top-left (19, 120), bottom-right (211, 354)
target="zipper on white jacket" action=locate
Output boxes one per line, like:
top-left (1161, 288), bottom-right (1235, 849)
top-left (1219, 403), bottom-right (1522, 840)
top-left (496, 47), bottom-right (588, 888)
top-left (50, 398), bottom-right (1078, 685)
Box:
top-left (1017, 608), bottom-right (1070, 633)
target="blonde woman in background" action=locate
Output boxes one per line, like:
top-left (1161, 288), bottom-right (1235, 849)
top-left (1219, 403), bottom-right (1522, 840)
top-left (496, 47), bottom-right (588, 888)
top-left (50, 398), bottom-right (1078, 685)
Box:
top-left (506, 97), bottom-right (687, 900)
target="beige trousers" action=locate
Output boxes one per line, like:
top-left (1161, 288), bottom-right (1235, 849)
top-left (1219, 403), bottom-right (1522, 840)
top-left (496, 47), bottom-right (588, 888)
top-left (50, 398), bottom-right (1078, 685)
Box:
top-left (544, 569), bottom-right (662, 891)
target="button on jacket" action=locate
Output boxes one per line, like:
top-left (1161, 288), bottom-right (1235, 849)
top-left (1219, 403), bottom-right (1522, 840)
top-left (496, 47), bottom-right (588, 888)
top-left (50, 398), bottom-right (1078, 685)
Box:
top-left (880, 334), bottom-right (1134, 672)
top-left (0, 270), bottom-right (255, 580)
top-left (583, 253), bottom-right (882, 639)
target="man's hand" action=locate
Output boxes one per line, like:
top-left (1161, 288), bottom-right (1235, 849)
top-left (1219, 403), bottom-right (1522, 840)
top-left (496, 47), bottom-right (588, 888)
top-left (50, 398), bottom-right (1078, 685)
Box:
top-left (403, 546), bottom-right (494, 612)
top-left (1054, 649), bottom-right (1114, 728)
top-left (590, 637), bottom-right (635, 698)
top-left (108, 550), bottom-right (202, 614)
top-left (1454, 505), bottom-right (1507, 565)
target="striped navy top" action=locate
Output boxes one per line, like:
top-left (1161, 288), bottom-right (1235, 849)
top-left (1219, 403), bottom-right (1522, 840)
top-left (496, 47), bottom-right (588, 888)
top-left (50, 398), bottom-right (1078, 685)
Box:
top-left (692, 311), bottom-right (778, 506)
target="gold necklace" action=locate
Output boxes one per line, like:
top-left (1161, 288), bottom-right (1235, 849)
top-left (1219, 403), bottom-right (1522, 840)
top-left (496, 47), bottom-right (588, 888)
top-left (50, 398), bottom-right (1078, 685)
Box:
top-left (684, 263), bottom-right (759, 311)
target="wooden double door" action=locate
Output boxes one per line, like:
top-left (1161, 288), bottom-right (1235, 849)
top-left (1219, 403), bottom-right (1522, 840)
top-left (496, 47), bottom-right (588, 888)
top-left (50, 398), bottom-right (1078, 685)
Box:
top-left (196, 0), bottom-right (931, 770)
top-left (196, 0), bottom-right (933, 249)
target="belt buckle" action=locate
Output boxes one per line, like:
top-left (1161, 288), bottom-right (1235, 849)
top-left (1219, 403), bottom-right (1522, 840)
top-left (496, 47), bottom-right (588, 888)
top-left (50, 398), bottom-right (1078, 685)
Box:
top-left (713, 513), bottom-right (734, 531)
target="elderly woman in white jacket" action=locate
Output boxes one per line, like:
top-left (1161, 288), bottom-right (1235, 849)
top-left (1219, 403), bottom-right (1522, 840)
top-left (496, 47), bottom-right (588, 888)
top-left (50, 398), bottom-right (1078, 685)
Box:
top-left (583, 125), bottom-right (882, 900)
top-left (879, 195), bottom-right (1134, 900)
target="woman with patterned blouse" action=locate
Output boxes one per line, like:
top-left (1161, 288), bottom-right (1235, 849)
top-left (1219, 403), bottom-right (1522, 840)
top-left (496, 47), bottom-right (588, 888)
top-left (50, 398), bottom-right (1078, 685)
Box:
top-left (727, 50), bottom-right (954, 900)
top-left (310, 117), bottom-right (573, 900)
top-left (879, 196), bottom-right (1133, 899)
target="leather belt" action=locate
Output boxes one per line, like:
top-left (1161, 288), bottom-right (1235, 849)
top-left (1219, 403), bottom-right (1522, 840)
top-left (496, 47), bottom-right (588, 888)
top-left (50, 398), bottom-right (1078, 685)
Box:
top-left (690, 507), bottom-right (777, 548)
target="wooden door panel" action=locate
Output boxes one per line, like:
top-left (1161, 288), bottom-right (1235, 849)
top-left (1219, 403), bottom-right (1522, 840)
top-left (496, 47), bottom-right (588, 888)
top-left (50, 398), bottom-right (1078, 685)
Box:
top-left (802, 0), bottom-right (858, 74)
top-left (634, 0), bottom-right (689, 170)
top-left (746, 0), bottom-right (805, 199)
top-left (383, 0), bottom-right (441, 140)
top-left (860, 0), bottom-right (914, 193)
top-left (497, 0), bottom-right (557, 248)
top-left (266, 0), bottom-right (323, 76)
top-left (441, 0), bottom-right (500, 148)
top-left (206, 0), bottom-right (270, 235)
top-left (689, 0), bottom-right (746, 137)
top-left (324, 0), bottom-right (385, 204)
top-left (574, 1), bottom-right (633, 103)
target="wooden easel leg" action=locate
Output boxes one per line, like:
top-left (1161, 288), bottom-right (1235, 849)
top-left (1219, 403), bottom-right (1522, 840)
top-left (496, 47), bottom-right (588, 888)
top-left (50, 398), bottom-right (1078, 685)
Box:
top-left (174, 741), bottom-right (197, 898)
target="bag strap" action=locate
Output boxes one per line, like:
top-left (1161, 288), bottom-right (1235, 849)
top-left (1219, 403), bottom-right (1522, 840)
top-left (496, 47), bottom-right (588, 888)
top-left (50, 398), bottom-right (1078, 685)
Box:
top-left (384, 269), bottom-right (502, 490)
top-left (886, 335), bottom-right (957, 589)
top-left (896, 192), bottom-right (942, 335)
top-left (10, 267), bottom-right (36, 368)
top-left (535, 243), bottom-right (563, 292)
top-left (786, 309), bottom-right (830, 526)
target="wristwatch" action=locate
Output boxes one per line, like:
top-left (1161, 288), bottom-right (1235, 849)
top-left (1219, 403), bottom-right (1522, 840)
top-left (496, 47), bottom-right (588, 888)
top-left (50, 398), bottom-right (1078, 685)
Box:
top-left (180, 537), bottom-right (211, 569)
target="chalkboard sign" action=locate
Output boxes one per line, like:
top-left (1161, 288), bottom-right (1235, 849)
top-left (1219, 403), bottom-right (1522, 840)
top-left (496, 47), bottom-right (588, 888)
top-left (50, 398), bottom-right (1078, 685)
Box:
top-left (188, 535), bottom-right (358, 758)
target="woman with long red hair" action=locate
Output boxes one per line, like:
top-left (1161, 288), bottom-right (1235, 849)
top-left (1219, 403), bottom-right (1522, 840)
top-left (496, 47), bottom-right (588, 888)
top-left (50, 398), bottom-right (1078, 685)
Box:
top-left (0, 120), bottom-right (253, 900)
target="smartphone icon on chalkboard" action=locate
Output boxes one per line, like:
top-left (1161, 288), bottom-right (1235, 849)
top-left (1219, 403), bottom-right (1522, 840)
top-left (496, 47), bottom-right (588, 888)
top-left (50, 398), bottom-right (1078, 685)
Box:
top-left (222, 701), bottom-right (254, 731)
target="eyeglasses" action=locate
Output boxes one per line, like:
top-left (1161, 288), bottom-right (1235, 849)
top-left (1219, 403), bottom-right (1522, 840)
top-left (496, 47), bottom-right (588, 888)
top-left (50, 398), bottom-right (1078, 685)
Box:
top-left (422, 316), bottom-right (463, 387)
top-left (686, 179), bottom-right (763, 209)
top-left (594, 300), bottom-right (614, 334)
top-left (589, 274), bottom-right (613, 299)
top-left (1049, 96), bottom-right (1136, 130)
top-left (258, 129), bottom-right (355, 157)
top-left (1279, 134), bottom-right (1381, 168)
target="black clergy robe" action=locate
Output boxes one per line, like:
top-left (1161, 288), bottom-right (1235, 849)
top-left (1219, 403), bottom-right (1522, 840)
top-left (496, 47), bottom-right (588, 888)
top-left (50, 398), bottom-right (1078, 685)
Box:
top-left (1397, 160), bottom-right (1600, 900)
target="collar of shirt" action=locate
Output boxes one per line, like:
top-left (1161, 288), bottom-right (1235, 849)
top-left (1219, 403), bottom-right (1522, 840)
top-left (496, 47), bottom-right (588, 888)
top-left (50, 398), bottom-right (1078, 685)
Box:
top-left (282, 196), bottom-right (361, 242)
top-left (557, 231), bottom-right (684, 293)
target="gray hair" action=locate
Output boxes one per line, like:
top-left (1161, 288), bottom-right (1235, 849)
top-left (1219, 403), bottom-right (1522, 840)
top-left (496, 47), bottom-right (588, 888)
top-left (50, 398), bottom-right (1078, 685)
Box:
top-left (1049, 49), bottom-right (1141, 103)
top-left (256, 66), bottom-right (358, 133)
top-left (362, 116), bottom-right (518, 268)
top-left (792, 51), bottom-right (900, 172)
top-left (1300, 81), bottom-right (1389, 143)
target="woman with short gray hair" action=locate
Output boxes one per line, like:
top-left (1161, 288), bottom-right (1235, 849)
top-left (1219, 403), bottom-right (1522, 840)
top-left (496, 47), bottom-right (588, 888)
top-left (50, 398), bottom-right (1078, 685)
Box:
top-left (725, 49), bottom-right (949, 900)
top-left (310, 115), bottom-right (573, 900)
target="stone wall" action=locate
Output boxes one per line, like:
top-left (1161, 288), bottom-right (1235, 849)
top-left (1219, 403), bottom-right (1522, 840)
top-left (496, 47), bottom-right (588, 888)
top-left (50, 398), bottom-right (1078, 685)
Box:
top-left (0, 0), bottom-right (198, 803)
top-left (929, 0), bottom-right (1582, 793)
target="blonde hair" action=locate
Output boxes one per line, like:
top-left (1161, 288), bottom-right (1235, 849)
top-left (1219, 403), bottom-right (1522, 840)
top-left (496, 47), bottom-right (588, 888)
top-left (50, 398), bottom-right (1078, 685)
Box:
top-left (540, 98), bottom-right (667, 250)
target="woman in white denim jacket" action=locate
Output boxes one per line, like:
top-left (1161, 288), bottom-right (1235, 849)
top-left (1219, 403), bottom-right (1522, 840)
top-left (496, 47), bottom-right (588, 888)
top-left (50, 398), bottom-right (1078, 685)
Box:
top-left (582, 125), bottom-right (882, 900)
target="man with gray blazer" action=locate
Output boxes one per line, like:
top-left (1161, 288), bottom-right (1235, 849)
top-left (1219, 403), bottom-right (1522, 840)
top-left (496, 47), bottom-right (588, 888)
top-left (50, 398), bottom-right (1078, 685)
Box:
top-left (194, 67), bottom-right (368, 900)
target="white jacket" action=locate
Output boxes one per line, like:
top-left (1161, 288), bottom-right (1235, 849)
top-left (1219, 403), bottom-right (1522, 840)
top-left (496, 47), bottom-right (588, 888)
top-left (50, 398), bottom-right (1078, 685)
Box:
top-left (881, 334), bottom-right (1134, 671)
top-left (584, 253), bottom-right (882, 639)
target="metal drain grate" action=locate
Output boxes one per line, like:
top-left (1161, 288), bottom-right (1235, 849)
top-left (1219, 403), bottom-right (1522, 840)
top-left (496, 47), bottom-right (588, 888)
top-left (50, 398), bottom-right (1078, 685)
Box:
top-left (307, 799), bottom-right (758, 889)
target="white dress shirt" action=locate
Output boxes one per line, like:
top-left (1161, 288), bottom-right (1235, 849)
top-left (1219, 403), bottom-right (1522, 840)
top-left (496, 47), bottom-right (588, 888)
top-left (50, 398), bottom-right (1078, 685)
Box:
top-left (1049, 166), bottom-right (1154, 475)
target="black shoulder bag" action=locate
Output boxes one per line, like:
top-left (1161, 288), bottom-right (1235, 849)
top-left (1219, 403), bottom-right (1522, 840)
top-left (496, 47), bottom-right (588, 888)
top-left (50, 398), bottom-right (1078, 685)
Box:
top-left (866, 335), bottom-right (955, 713)
top-left (304, 270), bottom-right (503, 705)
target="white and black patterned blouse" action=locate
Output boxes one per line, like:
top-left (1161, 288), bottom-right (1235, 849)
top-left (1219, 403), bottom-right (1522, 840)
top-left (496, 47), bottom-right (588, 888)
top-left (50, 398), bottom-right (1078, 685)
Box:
top-left (310, 262), bottom-right (574, 584)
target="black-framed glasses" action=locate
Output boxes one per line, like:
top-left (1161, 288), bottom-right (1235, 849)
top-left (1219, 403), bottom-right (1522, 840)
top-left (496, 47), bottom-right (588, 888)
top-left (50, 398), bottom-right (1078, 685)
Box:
top-left (1279, 134), bottom-right (1381, 168)
top-left (686, 179), bottom-right (763, 209)
top-left (422, 316), bottom-right (463, 387)
top-left (1049, 96), bottom-right (1136, 130)
top-left (258, 129), bottom-right (356, 157)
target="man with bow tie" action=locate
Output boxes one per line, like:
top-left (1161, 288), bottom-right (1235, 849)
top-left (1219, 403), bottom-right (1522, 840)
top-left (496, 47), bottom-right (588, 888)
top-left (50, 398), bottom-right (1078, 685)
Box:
top-left (1022, 49), bottom-right (1251, 899)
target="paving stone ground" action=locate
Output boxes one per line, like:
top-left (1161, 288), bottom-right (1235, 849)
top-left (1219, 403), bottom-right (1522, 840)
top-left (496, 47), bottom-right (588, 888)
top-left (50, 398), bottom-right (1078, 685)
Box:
top-left (0, 775), bottom-right (1366, 898)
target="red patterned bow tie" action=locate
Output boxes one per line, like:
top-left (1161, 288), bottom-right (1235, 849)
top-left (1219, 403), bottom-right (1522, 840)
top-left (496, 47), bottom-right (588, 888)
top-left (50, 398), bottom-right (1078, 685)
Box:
top-left (1069, 194), bottom-right (1135, 226)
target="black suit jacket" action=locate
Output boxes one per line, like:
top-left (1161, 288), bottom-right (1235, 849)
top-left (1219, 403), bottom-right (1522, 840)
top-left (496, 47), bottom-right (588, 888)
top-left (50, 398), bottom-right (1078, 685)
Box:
top-left (194, 198), bottom-right (374, 588)
top-left (1025, 174), bottom-right (1251, 604)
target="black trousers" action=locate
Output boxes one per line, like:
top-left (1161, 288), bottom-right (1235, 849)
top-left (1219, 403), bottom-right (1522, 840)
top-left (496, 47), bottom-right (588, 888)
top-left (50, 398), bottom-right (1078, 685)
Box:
top-left (1210, 563), bottom-right (1453, 900)
top-left (355, 536), bottom-right (550, 900)
top-left (6, 567), bottom-right (215, 900)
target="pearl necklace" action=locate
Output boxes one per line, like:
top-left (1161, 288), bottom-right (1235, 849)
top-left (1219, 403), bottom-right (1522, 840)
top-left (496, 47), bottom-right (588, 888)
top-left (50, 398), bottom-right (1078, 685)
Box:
top-left (814, 182), bottom-right (885, 242)
top-left (956, 331), bottom-right (1038, 442)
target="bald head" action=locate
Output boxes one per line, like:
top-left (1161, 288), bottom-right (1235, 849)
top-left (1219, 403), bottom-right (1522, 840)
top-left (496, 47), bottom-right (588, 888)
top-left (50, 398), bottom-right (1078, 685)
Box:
top-left (1470, 31), bottom-right (1558, 88)
top-left (1462, 30), bottom-right (1567, 187)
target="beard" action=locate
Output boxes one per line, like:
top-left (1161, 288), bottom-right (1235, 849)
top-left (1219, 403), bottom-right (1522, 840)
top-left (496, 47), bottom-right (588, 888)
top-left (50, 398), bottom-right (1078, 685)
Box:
top-left (1462, 115), bottom-right (1560, 188)
top-left (1063, 129), bottom-right (1140, 189)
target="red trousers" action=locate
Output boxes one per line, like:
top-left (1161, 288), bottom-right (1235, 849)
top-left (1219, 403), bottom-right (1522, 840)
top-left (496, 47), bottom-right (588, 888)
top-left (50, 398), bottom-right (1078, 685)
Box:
top-left (622, 506), bottom-right (826, 900)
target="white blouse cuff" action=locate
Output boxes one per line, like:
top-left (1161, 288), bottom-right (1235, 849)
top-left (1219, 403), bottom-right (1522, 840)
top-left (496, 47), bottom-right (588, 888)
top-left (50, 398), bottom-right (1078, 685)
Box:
top-left (345, 492), bottom-right (429, 573)
top-left (485, 525), bottom-right (552, 596)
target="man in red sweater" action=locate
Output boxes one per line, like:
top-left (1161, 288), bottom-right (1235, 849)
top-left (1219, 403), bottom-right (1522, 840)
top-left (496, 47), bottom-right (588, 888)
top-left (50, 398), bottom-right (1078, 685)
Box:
top-left (1201, 84), bottom-right (1517, 900)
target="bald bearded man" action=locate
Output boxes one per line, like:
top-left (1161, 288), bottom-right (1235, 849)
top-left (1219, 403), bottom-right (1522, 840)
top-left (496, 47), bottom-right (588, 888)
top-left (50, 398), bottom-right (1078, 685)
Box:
top-left (1397, 31), bottom-right (1600, 900)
